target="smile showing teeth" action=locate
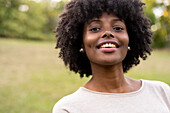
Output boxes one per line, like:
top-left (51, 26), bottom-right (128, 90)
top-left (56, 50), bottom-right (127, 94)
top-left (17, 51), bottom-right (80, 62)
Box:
top-left (100, 43), bottom-right (116, 48)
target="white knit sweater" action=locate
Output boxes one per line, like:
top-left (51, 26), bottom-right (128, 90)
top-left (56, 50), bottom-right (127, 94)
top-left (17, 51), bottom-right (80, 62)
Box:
top-left (53, 80), bottom-right (170, 113)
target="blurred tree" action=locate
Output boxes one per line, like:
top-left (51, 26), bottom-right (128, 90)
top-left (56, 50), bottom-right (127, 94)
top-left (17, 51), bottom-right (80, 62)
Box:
top-left (19, 0), bottom-right (47, 40)
top-left (0, 0), bottom-right (21, 37)
top-left (153, 5), bottom-right (170, 48)
top-left (143, 0), bottom-right (157, 25)
top-left (0, 0), bottom-right (46, 40)
top-left (0, 0), bottom-right (67, 40)
top-left (1, 0), bottom-right (169, 46)
top-left (41, 0), bottom-right (66, 34)
top-left (143, 0), bottom-right (170, 48)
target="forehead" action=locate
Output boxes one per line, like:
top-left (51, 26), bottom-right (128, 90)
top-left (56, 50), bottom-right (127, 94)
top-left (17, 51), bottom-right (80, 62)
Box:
top-left (97, 12), bottom-right (118, 19)
top-left (87, 12), bottom-right (124, 24)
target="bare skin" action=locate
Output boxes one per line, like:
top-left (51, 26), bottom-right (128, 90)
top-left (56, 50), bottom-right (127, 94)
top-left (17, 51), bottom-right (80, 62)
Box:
top-left (83, 12), bottom-right (141, 93)
top-left (84, 63), bottom-right (141, 93)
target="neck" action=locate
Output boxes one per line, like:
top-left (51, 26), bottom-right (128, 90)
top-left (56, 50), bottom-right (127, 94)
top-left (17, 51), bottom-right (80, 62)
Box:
top-left (84, 63), bottom-right (133, 93)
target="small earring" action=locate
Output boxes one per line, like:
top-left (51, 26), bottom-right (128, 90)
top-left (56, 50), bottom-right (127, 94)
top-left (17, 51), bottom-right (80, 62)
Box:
top-left (128, 46), bottom-right (131, 50)
top-left (79, 48), bottom-right (84, 53)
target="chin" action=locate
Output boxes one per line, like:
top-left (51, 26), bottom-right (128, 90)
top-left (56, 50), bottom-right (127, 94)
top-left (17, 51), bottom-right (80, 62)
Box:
top-left (96, 58), bottom-right (123, 66)
top-left (101, 61), bottom-right (122, 66)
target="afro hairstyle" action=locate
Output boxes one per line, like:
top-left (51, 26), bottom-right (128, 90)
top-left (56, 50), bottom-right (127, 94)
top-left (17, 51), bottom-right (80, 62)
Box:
top-left (55, 0), bottom-right (152, 77)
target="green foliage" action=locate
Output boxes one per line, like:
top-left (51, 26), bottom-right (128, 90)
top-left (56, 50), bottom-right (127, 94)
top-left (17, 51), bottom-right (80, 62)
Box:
top-left (0, 0), bottom-right (67, 40)
top-left (154, 5), bottom-right (170, 48)
top-left (143, 0), bottom-right (170, 48)
top-left (0, 0), bottom-right (170, 47)
top-left (143, 0), bottom-right (157, 25)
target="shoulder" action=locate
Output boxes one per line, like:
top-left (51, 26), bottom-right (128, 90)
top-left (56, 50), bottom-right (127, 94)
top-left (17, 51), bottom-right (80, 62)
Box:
top-left (143, 79), bottom-right (170, 91)
top-left (52, 95), bottom-right (73, 113)
top-left (142, 79), bottom-right (170, 100)
top-left (52, 88), bottom-right (86, 113)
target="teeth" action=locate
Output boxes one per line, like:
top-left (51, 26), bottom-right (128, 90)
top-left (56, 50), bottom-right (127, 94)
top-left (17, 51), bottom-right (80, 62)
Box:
top-left (101, 43), bottom-right (116, 48)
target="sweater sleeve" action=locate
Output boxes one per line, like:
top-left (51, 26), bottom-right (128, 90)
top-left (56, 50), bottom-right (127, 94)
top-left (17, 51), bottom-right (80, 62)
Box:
top-left (52, 96), bottom-right (72, 113)
top-left (151, 81), bottom-right (170, 109)
top-left (160, 82), bottom-right (170, 109)
top-left (52, 108), bottom-right (69, 113)
top-left (52, 103), bottom-right (70, 113)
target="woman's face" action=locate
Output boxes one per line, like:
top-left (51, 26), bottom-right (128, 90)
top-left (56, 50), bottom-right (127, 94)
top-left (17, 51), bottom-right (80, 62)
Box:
top-left (83, 12), bottom-right (129, 66)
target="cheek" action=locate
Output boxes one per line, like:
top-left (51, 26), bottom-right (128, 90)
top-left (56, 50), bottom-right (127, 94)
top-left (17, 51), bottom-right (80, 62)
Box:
top-left (121, 33), bottom-right (129, 46)
top-left (119, 34), bottom-right (129, 56)
top-left (83, 33), bottom-right (97, 49)
top-left (123, 35), bottom-right (129, 56)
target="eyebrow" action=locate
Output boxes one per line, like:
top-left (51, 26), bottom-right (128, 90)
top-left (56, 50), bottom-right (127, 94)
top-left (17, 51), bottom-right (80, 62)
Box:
top-left (112, 19), bottom-right (123, 22)
top-left (87, 20), bottom-right (101, 24)
top-left (87, 19), bottom-right (123, 25)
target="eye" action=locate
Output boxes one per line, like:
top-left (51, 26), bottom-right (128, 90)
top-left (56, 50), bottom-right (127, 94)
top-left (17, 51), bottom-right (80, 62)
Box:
top-left (113, 27), bottom-right (124, 32)
top-left (89, 27), bottom-right (101, 32)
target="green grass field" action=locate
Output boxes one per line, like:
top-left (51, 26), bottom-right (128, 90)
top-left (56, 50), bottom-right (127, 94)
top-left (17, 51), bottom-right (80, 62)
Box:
top-left (0, 38), bottom-right (170, 113)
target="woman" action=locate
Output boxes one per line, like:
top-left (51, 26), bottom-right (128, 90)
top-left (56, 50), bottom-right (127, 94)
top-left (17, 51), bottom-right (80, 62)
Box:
top-left (53, 0), bottom-right (170, 112)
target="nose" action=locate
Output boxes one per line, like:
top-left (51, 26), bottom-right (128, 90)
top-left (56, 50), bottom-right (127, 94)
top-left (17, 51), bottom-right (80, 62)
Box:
top-left (101, 31), bottom-right (114, 38)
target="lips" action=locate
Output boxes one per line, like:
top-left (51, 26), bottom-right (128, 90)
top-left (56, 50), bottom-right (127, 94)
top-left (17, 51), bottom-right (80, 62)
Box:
top-left (97, 40), bottom-right (120, 49)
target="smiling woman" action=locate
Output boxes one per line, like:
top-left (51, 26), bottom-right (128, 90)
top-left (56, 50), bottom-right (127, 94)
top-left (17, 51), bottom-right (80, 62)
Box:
top-left (52, 0), bottom-right (170, 113)
top-left (83, 13), bottom-right (129, 66)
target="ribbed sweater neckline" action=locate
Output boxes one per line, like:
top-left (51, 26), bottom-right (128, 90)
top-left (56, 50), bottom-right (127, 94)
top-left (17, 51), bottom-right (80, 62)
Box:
top-left (79, 79), bottom-right (144, 96)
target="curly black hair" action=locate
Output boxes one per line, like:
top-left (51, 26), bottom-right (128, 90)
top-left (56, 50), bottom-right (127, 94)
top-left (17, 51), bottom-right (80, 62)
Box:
top-left (55, 0), bottom-right (152, 77)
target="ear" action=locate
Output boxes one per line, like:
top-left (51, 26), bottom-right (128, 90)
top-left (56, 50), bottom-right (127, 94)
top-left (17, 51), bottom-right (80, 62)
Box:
top-left (81, 44), bottom-right (85, 53)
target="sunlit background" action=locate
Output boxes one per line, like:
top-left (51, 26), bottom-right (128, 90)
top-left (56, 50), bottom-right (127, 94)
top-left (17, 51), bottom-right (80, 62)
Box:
top-left (0, 0), bottom-right (170, 113)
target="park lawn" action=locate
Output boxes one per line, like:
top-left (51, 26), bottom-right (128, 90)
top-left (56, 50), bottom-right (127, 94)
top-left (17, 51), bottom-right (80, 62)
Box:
top-left (0, 38), bottom-right (170, 113)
